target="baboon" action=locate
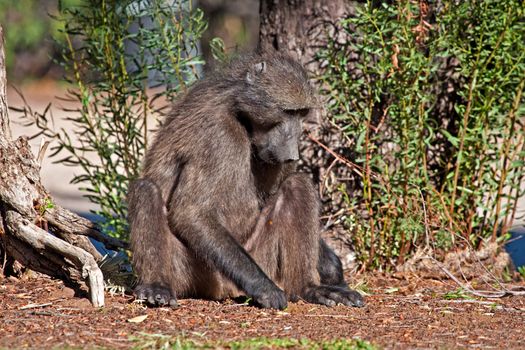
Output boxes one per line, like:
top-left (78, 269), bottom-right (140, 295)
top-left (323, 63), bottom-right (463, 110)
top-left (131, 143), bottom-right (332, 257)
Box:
top-left (128, 51), bottom-right (364, 309)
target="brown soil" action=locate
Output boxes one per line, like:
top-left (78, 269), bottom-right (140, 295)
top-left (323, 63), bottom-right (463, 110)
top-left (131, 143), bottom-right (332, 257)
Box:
top-left (1, 274), bottom-right (524, 349)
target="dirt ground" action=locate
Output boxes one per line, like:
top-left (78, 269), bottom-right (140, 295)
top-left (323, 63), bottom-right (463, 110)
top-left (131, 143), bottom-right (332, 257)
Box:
top-left (1, 274), bottom-right (524, 349)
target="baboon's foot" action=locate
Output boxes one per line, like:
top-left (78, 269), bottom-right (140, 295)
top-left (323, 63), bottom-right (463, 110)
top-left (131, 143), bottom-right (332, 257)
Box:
top-left (303, 285), bottom-right (364, 307)
top-left (134, 283), bottom-right (178, 307)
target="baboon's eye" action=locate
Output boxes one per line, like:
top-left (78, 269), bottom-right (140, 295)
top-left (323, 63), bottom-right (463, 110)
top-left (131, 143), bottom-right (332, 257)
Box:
top-left (297, 108), bottom-right (310, 117)
top-left (261, 121), bottom-right (281, 131)
top-left (284, 108), bottom-right (310, 117)
top-left (236, 112), bottom-right (253, 133)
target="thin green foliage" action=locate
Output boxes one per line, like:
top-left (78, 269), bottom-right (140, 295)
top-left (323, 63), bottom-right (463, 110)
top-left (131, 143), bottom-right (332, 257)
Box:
top-left (0, 0), bottom-right (81, 78)
top-left (518, 266), bottom-right (525, 280)
top-left (443, 288), bottom-right (472, 300)
top-left (318, 0), bottom-right (525, 268)
top-left (129, 333), bottom-right (376, 350)
top-left (19, 0), bottom-right (206, 239)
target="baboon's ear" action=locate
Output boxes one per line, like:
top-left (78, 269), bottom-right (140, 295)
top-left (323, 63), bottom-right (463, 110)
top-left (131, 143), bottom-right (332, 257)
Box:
top-left (254, 61), bottom-right (266, 74)
top-left (246, 61), bottom-right (267, 83)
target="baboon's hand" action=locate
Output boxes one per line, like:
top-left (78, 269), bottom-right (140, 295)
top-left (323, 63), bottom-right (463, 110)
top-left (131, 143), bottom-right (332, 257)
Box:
top-left (303, 285), bottom-right (364, 307)
top-left (134, 283), bottom-right (178, 308)
top-left (252, 284), bottom-right (288, 309)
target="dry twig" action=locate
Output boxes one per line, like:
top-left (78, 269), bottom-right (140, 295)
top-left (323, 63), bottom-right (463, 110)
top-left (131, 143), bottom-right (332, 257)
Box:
top-left (424, 256), bottom-right (525, 298)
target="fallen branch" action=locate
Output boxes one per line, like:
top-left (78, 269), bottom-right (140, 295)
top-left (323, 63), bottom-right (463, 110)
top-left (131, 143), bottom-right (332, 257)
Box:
top-left (6, 211), bottom-right (104, 307)
top-left (19, 302), bottom-right (53, 310)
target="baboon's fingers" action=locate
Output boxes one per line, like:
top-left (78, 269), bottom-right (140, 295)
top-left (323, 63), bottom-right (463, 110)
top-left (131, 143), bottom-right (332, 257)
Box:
top-left (253, 286), bottom-right (288, 309)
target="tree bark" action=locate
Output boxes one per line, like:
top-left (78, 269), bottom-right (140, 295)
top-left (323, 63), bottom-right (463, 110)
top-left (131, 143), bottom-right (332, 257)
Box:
top-left (259, 0), bottom-right (355, 68)
top-left (0, 25), bottom-right (125, 307)
top-left (259, 0), bottom-right (359, 268)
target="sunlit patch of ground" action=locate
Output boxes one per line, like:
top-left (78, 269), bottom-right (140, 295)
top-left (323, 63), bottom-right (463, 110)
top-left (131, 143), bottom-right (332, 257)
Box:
top-left (1, 274), bottom-right (524, 349)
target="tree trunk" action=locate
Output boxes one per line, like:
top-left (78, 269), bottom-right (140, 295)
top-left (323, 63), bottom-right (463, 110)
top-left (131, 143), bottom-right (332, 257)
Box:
top-left (259, 0), bottom-right (359, 268)
top-left (0, 26), bottom-right (126, 307)
top-left (259, 0), bottom-right (355, 67)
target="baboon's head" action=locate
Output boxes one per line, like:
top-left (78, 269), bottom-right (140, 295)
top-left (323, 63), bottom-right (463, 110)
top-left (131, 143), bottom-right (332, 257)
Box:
top-left (230, 52), bottom-right (319, 164)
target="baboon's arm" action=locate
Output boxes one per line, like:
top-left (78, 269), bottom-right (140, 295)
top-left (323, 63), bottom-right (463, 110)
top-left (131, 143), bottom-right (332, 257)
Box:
top-left (169, 213), bottom-right (287, 309)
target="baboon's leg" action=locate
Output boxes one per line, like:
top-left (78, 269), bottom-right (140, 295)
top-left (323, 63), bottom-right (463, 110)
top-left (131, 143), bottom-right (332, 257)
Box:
top-left (246, 173), bottom-right (321, 297)
top-left (318, 239), bottom-right (346, 287)
top-left (128, 179), bottom-right (209, 306)
top-left (246, 173), bottom-right (364, 307)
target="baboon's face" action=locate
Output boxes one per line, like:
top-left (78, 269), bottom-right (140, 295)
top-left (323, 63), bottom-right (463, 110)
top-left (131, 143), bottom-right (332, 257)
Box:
top-left (234, 56), bottom-right (317, 164)
top-left (251, 109), bottom-right (309, 164)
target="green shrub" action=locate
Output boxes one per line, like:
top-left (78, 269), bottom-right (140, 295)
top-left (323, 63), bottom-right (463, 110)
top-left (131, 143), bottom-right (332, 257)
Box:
top-left (0, 0), bottom-right (81, 79)
top-left (0, 0), bottom-right (50, 76)
top-left (318, 0), bottom-right (525, 268)
top-left (21, 0), bottom-right (206, 239)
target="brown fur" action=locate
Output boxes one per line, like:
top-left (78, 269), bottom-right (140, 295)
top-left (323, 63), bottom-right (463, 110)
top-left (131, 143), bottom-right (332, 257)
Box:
top-left (128, 52), bottom-right (364, 309)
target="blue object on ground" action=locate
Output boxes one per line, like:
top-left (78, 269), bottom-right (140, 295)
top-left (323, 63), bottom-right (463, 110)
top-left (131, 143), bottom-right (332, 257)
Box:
top-left (78, 212), bottom-right (115, 256)
top-left (506, 227), bottom-right (525, 269)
